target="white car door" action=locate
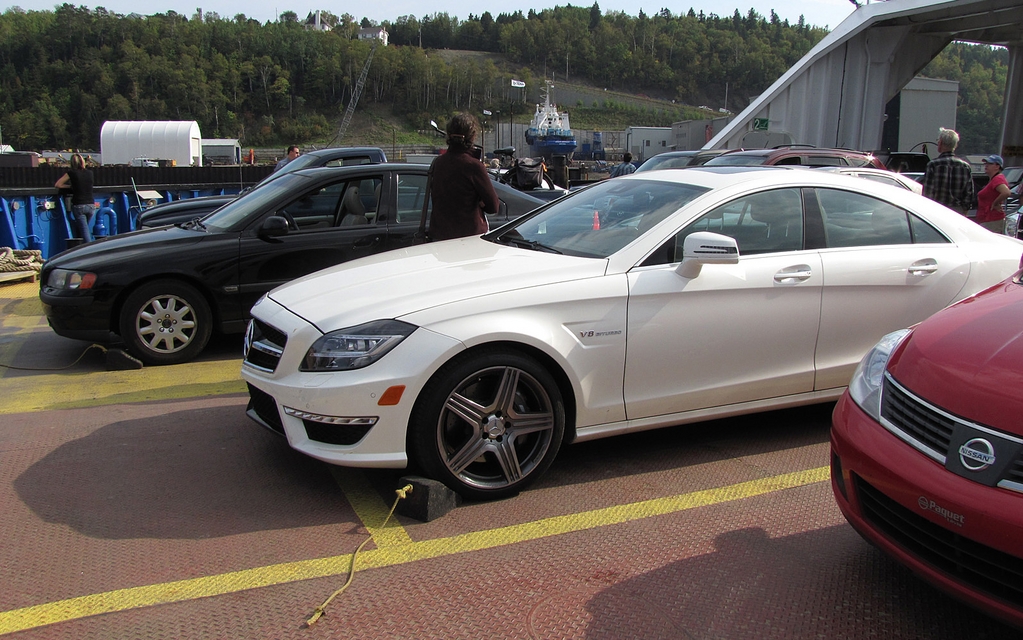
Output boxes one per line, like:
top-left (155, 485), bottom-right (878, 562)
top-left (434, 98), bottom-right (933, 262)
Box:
top-left (813, 187), bottom-right (970, 390)
top-left (624, 188), bottom-right (823, 420)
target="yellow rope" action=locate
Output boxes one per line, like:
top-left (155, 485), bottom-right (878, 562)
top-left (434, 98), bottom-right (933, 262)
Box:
top-left (0, 343), bottom-right (106, 371)
top-left (306, 484), bottom-right (413, 626)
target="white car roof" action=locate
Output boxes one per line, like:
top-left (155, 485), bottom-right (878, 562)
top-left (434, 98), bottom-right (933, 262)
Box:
top-left (615, 165), bottom-right (896, 196)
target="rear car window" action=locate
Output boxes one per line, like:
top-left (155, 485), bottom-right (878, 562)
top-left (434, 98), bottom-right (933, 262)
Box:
top-left (816, 189), bottom-right (946, 247)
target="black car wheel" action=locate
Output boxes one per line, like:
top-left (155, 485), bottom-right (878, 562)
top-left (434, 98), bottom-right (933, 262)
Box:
top-left (119, 280), bottom-right (213, 365)
top-left (410, 349), bottom-right (565, 500)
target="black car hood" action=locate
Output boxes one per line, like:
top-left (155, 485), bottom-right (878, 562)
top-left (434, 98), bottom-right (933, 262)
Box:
top-left (46, 226), bottom-right (208, 270)
top-left (138, 194), bottom-right (237, 227)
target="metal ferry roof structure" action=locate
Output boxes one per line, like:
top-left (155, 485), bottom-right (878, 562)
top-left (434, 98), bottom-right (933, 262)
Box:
top-left (707, 0), bottom-right (1023, 167)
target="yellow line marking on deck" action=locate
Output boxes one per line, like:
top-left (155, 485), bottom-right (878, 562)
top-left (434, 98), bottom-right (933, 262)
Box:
top-left (0, 359), bottom-right (245, 414)
top-left (330, 467), bottom-right (414, 548)
top-left (0, 466), bottom-right (829, 635)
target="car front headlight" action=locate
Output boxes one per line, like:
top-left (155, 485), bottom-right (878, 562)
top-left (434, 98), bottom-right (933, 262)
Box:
top-left (848, 329), bottom-right (910, 421)
top-left (46, 268), bottom-right (97, 290)
top-left (1004, 212), bottom-right (1020, 237)
top-left (301, 320), bottom-right (417, 372)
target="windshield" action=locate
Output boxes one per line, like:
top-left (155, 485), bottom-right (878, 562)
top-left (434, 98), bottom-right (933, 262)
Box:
top-left (704, 153), bottom-right (769, 166)
top-left (1004, 167), bottom-right (1023, 186)
top-left (636, 154), bottom-right (696, 172)
top-left (489, 179), bottom-right (709, 258)
top-left (203, 173), bottom-right (309, 231)
top-left (245, 154), bottom-right (321, 191)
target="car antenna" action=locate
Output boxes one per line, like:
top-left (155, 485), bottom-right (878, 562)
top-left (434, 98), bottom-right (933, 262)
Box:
top-left (131, 177), bottom-right (144, 214)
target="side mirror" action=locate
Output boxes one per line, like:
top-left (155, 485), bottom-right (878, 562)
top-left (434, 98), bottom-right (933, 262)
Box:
top-left (258, 216), bottom-right (290, 238)
top-left (676, 231), bottom-right (739, 279)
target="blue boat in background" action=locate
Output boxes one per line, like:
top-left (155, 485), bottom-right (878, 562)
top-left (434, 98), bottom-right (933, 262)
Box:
top-left (525, 82), bottom-right (576, 161)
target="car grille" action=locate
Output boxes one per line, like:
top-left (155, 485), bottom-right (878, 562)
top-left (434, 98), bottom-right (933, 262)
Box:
top-left (880, 375), bottom-right (954, 460)
top-left (244, 319), bottom-right (287, 373)
top-left (246, 383), bottom-right (285, 436)
top-left (1006, 456), bottom-right (1023, 486)
top-left (880, 374), bottom-right (1023, 492)
top-left (855, 476), bottom-right (1023, 609)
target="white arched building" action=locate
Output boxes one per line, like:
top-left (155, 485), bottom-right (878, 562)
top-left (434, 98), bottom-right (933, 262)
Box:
top-left (100, 121), bottom-right (203, 167)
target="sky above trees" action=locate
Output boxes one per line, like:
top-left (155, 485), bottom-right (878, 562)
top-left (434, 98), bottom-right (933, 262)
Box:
top-left (3, 0), bottom-right (857, 31)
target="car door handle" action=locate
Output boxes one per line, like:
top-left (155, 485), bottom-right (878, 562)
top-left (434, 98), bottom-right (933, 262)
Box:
top-left (353, 235), bottom-right (381, 248)
top-left (908, 258), bottom-right (938, 276)
top-left (774, 265), bottom-right (813, 283)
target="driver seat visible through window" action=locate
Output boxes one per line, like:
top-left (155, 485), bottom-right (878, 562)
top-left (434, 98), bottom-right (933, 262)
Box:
top-left (746, 189), bottom-right (803, 253)
top-left (337, 179), bottom-right (380, 226)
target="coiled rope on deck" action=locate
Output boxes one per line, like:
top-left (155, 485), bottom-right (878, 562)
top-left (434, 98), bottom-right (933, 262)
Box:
top-left (0, 247), bottom-right (44, 273)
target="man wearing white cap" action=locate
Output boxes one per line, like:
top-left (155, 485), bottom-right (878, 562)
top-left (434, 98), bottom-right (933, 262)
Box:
top-left (976, 153), bottom-right (1011, 233)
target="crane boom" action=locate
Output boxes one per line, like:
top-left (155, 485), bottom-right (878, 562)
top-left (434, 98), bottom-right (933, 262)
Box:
top-left (337, 40), bottom-right (378, 143)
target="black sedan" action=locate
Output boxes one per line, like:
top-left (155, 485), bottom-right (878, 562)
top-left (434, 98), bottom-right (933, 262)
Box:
top-left (137, 146), bottom-right (388, 228)
top-left (41, 163), bottom-right (544, 365)
top-left (137, 195), bottom-right (234, 228)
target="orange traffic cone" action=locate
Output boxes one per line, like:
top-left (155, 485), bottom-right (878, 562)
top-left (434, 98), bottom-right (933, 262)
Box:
top-left (592, 211), bottom-right (600, 230)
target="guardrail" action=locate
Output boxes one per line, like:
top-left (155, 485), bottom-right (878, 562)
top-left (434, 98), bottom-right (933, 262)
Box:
top-left (0, 187), bottom-right (247, 260)
top-left (1, 166), bottom-right (275, 260)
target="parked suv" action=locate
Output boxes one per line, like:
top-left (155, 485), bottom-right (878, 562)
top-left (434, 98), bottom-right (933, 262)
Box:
top-left (704, 146), bottom-right (886, 169)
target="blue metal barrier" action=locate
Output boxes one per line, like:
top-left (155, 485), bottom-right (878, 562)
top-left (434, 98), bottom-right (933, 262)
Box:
top-left (1, 187), bottom-right (243, 259)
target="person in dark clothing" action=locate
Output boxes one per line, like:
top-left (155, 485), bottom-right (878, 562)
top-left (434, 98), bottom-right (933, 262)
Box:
top-left (274, 145), bottom-right (300, 172)
top-left (54, 153), bottom-right (96, 242)
top-left (428, 113), bottom-right (499, 241)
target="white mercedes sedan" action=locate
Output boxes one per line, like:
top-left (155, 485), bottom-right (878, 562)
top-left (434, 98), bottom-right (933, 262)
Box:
top-left (242, 167), bottom-right (1023, 499)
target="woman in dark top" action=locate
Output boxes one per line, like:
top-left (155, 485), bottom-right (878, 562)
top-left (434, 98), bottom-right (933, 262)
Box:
top-left (55, 153), bottom-right (96, 242)
top-left (429, 113), bottom-right (499, 241)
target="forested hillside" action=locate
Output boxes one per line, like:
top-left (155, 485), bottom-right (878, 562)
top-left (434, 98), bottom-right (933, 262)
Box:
top-left (0, 3), bottom-right (1007, 154)
top-left (922, 43), bottom-right (1008, 155)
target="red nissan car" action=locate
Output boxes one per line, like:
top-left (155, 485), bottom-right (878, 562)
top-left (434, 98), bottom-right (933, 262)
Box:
top-left (831, 269), bottom-right (1023, 628)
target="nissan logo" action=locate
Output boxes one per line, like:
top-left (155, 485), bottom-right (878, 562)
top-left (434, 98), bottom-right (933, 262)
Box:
top-left (959, 438), bottom-right (996, 471)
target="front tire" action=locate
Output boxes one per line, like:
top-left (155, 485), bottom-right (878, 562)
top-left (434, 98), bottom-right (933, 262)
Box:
top-left (119, 279), bottom-right (212, 365)
top-left (410, 349), bottom-right (565, 500)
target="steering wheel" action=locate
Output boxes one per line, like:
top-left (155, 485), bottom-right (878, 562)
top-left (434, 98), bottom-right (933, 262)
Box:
top-left (280, 211), bottom-right (299, 231)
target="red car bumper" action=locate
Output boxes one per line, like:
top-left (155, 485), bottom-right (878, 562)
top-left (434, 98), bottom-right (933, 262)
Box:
top-left (831, 392), bottom-right (1023, 628)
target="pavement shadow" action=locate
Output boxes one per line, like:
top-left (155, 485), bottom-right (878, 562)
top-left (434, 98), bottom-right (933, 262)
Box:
top-left (0, 278), bottom-right (244, 377)
top-left (13, 403), bottom-right (347, 539)
top-left (575, 526), bottom-right (1021, 639)
top-left (540, 403), bottom-right (834, 491)
top-left (0, 330), bottom-right (245, 379)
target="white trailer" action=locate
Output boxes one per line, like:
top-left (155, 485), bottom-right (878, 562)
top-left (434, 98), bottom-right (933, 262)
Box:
top-left (100, 121), bottom-right (203, 167)
top-left (624, 126), bottom-right (673, 162)
top-left (201, 138), bottom-right (241, 165)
